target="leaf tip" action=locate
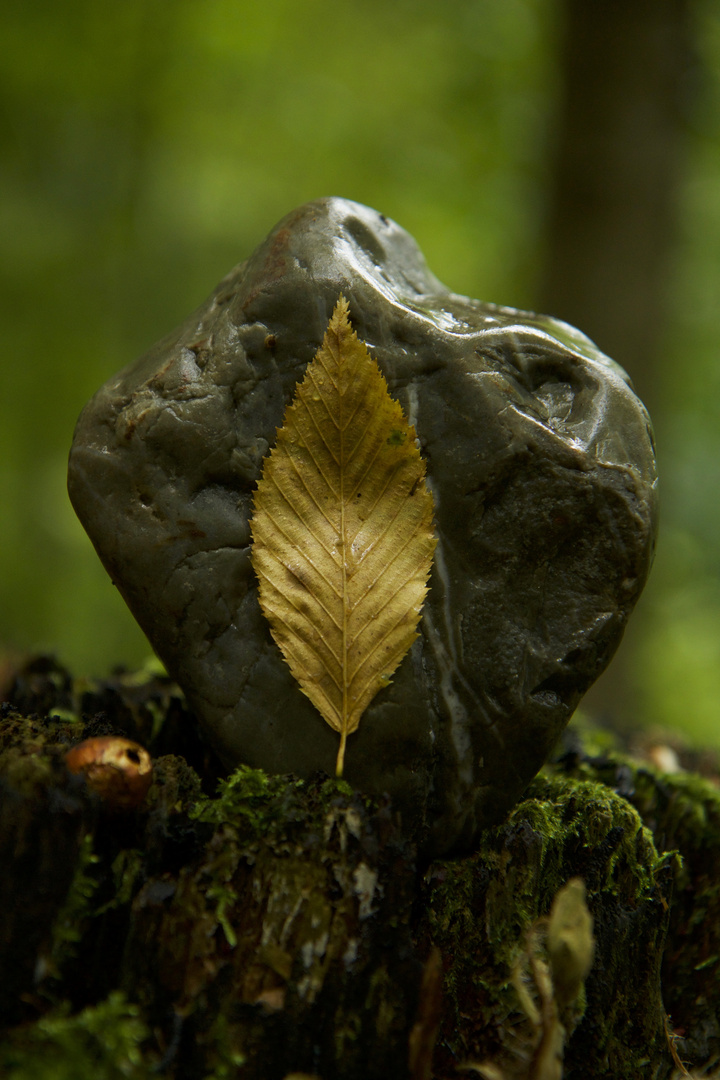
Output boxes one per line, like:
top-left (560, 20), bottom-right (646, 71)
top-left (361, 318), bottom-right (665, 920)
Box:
top-left (329, 294), bottom-right (352, 336)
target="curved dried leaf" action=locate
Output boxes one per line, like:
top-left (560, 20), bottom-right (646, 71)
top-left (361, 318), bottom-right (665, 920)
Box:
top-left (250, 296), bottom-right (436, 774)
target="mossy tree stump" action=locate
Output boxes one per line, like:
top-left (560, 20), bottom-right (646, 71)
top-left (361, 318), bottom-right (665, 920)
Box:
top-left (1, 656), bottom-right (719, 1079)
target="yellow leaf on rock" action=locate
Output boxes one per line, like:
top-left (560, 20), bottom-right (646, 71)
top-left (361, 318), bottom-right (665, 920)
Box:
top-left (250, 296), bottom-right (436, 776)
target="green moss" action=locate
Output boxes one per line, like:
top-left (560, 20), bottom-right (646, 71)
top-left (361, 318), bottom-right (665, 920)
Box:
top-left (0, 745), bottom-right (56, 794)
top-left (189, 763), bottom-right (354, 834)
top-left (526, 772), bottom-right (668, 890)
top-left (189, 763), bottom-right (301, 829)
top-left (200, 1012), bottom-right (247, 1079)
top-left (46, 832), bottom-right (100, 983)
top-left (46, 708), bottom-right (81, 725)
top-left (4, 667), bottom-right (720, 1078)
top-left (421, 769), bottom-right (676, 1077)
top-left (1, 993), bottom-right (151, 1080)
top-left (97, 849), bottom-right (146, 914)
top-left (546, 748), bottom-right (720, 1068)
top-left (175, 771), bottom-right (364, 966)
top-left (202, 831), bottom-right (243, 948)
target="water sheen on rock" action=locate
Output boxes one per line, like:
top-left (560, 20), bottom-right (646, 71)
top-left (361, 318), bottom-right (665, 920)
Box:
top-left (68, 198), bottom-right (658, 856)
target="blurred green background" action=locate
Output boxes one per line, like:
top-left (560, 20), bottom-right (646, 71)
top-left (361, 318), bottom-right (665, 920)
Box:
top-left (2, 0), bottom-right (719, 746)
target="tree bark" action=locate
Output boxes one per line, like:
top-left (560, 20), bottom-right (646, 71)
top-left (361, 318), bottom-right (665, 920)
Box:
top-left (2, 657), bottom-right (720, 1078)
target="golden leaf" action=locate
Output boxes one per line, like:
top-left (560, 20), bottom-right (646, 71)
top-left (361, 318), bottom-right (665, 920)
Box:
top-left (250, 296), bottom-right (436, 776)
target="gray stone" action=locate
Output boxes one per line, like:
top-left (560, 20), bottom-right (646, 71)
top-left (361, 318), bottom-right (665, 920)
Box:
top-left (68, 197), bottom-right (658, 856)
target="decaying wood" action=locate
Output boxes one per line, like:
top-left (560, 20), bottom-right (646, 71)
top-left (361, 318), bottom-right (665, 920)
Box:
top-left (1, 655), bottom-right (719, 1079)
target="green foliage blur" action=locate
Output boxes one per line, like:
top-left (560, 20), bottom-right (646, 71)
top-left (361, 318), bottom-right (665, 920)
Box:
top-left (1, 0), bottom-right (719, 745)
top-left (633, 1), bottom-right (720, 747)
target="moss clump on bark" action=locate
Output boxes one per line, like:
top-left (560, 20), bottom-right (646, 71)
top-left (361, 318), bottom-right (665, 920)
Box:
top-left (1, 654), bottom-right (720, 1078)
top-left (419, 772), bottom-right (677, 1077)
top-left (547, 747), bottom-right (720, 1073)
top-left (1, 992), bottom-right (150, 1080)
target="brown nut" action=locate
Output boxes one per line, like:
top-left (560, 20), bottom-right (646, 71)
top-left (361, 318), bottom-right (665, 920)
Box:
top-left (65, 736), bottom-right (153, 809)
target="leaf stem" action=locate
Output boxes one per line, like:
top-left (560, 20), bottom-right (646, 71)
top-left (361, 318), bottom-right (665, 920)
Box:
top-left (336, 730), bottom-right (347, 777)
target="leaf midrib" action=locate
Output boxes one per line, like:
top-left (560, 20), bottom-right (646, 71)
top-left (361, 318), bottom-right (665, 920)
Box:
top-left (337, 324), bottom-right (349, 772)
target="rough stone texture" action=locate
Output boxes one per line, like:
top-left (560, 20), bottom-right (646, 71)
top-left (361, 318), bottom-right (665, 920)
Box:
top-left (67, 197), bottom-right (658, 855)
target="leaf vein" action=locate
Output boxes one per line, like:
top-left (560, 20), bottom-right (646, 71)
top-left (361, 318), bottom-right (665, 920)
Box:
top-left (348, 545), bottom-right (429, 652)
top-left (266, 471), bottom-right (340, 564)
top-left (267, 609), bottom-right (343, 695)
top-left (261, 505), bottom-right (343, 600)
top-left (258, 552), bottom-right (343, 638)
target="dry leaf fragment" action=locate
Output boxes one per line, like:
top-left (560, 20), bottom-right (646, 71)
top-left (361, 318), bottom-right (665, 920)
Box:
top-left (250, 296), bottom-right (436, 775)
top-left (546, 878), bottom-right (594, 1009)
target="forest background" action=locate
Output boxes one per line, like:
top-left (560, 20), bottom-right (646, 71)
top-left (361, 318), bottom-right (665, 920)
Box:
top-left (1, 0), bottom-right (718, 747)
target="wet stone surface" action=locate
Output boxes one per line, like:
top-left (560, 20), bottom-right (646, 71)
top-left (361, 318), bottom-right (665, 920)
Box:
top-left (68, 197), bottom-right (658, 855)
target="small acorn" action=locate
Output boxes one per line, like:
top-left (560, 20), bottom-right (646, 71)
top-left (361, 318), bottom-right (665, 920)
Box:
top-left (65, 736), bottom-right (153, 809)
